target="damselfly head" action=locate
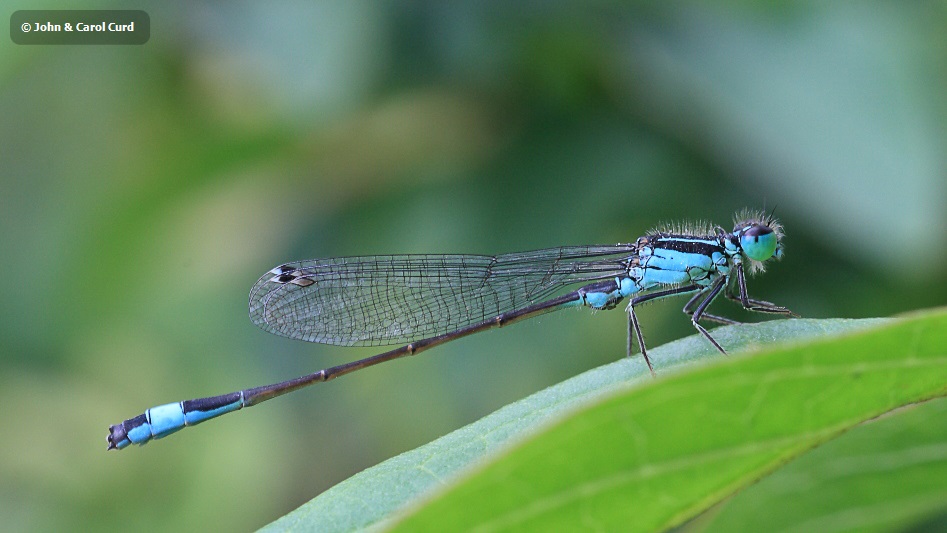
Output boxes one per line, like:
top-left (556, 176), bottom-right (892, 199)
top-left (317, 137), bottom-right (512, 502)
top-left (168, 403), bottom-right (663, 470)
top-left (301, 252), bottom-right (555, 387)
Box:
top-left (732, 209), bottom-right (784, 274)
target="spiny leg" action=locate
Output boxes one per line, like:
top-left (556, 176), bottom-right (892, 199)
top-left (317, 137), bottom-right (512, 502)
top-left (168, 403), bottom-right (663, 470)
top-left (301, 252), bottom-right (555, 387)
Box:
top-left (731, 263), bottom-right (797, 316)
top-left (625, 284), bottom-right (700, 376)
top-left (626, 311), bottom-right (636, 366)
top-left (725, 292), bottom-right (797, 316)
top-left (690, 276), bottom-right (729, 354)
top-left (627, 307), bottom-right (653, 376)
top-left (683, 290), bottom-right (740, 326)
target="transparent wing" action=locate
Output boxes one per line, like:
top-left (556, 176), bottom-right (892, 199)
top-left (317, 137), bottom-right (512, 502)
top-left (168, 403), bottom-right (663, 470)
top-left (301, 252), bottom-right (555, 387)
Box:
top-left (248, 245), bottom-right (637, 346)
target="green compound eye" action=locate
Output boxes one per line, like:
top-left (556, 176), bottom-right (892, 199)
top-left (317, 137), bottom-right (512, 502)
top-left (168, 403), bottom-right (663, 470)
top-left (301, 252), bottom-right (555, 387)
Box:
top-left (740, 224), bottom-right (778, 262)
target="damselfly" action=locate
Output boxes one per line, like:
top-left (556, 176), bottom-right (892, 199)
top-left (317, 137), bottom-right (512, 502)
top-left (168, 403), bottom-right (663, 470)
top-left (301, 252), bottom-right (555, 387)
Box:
top-left (107, 209), bottom-right (794, 450)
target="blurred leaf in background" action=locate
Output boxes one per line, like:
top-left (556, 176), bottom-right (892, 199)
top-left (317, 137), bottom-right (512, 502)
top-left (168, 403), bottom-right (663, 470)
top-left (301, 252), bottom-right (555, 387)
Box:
top-left (0, 1), bottom-right (944, 531)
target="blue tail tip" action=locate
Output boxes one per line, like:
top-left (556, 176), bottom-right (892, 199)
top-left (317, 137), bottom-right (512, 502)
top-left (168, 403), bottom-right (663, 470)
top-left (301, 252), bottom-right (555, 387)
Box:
top-left (107, 423), bottom-right (131, 450)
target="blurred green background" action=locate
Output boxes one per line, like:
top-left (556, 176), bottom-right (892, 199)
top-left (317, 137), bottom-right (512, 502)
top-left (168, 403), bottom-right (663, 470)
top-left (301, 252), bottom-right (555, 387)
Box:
top-left (2, 2), bottom-right (945, 531)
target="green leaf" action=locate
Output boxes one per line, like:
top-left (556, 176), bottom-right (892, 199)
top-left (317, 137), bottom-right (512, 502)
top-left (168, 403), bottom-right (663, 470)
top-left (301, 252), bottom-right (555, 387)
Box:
top-left (696, 396), bottom-right (947, 532)
top-left (259, 313), bottom-right (947, 532)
